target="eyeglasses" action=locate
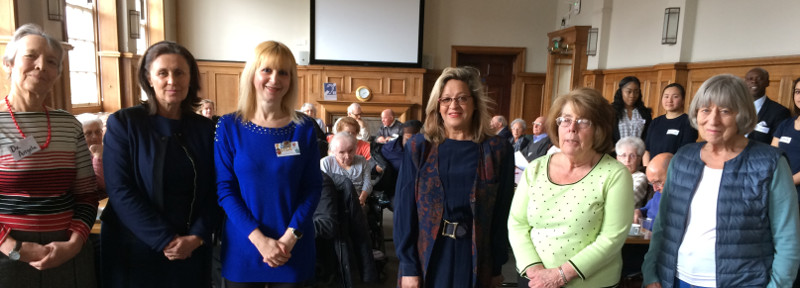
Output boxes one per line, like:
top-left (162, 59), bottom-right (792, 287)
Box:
top-left (532, 122), bottom-right (543, 127)
top-left (439, 96), bottom-right (471, 106)
top-left (648, 180), bottom-right (664, 189)
top-left (555, 117), bottom-right (592, 129)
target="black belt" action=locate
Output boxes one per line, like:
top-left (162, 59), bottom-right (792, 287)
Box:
top-left (441, 220), bottom-right (469, 239)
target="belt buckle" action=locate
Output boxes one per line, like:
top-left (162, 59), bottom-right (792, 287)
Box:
top-left (442, 220), bottom-right (458, 239)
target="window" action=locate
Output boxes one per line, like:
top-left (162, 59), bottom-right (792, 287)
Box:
top-left (136, 0), bottom-right (148, 102)
top-left (66, 0), bottom-right (100, 107)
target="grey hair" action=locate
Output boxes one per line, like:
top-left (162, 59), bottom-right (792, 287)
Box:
top-left (510, 118), bottom-right (527, 130)
top-left (615, 136), bottom-right (645, 156)
top-left (495, 115), bottom-right (508, 126)
top-left (3, 23), bottom-right (65, 74)
top-left (301, 102), bottom-right (316, 112)
top-left (329, 131), bottom-right (357, 153)
top-left (688, 74), bottom-right (757, 135)
top-left (75, 113), bottom-right (103, 127)
top-left (347, 103), bottom-right (361, 114)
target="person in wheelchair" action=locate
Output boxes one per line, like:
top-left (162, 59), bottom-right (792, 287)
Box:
top-left (321, 132), bottom-right (373, 207)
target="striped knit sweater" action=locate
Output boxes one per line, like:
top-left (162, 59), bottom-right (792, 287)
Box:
top-left (0, 110), bottom-right (98, 244)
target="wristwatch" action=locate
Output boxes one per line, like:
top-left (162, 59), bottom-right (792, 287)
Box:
top-left (8, 240), bottom-right (21, 261)
top-left (288, 227), bottom-right (303, 240)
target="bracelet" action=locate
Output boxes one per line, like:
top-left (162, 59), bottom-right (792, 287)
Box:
top-left (558, 266), bottom-right (568, 285)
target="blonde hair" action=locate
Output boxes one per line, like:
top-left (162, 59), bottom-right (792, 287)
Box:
top-left (423, 67), bottom-right (494, 145)
top-left (236, 41), bottom-right (301, 124)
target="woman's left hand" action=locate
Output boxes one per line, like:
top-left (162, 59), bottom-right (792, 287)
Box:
top-left (28, 233), bottom-right (83, 270)
top-left (163, 235), bottom-right (203, 260)
top-left (526, 268), bottom-right (563, 288)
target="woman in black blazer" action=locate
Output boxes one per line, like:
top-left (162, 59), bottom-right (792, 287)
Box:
top-left (101, 41), bottom-right (219, 288)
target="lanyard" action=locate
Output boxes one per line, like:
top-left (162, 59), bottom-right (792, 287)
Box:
top-left (4, 95), bottom-right (51, 150)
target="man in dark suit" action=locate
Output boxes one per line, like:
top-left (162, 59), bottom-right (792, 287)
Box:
top-left (745, 68), bottom-right (790, 144)
top-left (491, 115), bottom-right (513, 143)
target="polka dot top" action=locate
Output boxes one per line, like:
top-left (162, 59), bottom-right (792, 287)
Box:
top-left (508, 154), bottom-right (633, 287)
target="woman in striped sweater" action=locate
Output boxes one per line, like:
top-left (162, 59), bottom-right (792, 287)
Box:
top-left (0, 24), bottom-right (99, 287)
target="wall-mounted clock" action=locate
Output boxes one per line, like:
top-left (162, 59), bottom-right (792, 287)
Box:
top-left (355, 86), bottom-right (372, 102)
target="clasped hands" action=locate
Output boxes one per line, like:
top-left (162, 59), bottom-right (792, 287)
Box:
top-left (524, 265), bottom-right (568, 288)
top-left (162, 235), bottom-right (203, 261)
top-left (3, 233), bottom-right (83, 270)
top-left (249, 228), bottom-right (298, 268)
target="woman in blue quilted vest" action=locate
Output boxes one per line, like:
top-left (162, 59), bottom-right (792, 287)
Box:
top-left (642, 74), bottom-right (800, 288)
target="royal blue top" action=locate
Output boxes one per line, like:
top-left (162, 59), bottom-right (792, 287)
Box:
top-left (644, 114), bottom-right (697, 157)
top-left (214, 113), bottom-right (322, 282)
top-left (773, 116), bottom-right (800, 193)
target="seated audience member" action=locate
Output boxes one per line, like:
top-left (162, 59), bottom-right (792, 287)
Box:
top-left (510, 118), bottom-right (530, 152)
top-left (76, 113), bottom-right (106, 197)
top-left (490, 115), bottom-right (513, 142)
top-left (198, 98), bottom-right (220, 123)
top-left (520, 132), bottom-right (552, 162)
top-left (616, 136), bottom-right (648, 208)
top-left (381, 120), bottom-right (423, 171)
top-left (301, 102), bottom-right (326, 131)
top-left (329, 116), bottom-right (371, 160)
top-left (530, 116), bottom-right (548, 143)
top-left (321, 132), bottom-right (373, 206)
top-left (634, 153), bottom-right (672, 230)
top-left (375, 109), bottom-right (403, 143)
top-left (333, 103), bottom-right (371, 141)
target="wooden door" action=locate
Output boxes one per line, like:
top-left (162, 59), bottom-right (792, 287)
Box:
top-left (456, 54), bottom-right (514, 118)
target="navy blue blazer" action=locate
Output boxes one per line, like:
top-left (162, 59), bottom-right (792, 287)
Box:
top-left (749, 97), bottom-right (790, 144)
top-left (102, 105), bottom-right (219, 251)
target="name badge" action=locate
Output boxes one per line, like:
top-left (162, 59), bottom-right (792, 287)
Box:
top-left (666, 129), bottom-right (680, 136)
top-left (754, 121), bottom-right (770, 134)
top-left (274, 141), bottom-right (301, 157)
top-left (780, 136), bottom-right (792, 144)
top-left (10, 136), bottom-right (41, 161)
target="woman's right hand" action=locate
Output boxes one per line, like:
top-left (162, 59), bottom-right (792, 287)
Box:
top-left (645, 283), bottom-right (662, 288)
top-left (249, 228), bottom-right (291, 268)
top-left (19, 242), bottom-right (51, 263)
top-left (400, 276), bottom-right (420, 288)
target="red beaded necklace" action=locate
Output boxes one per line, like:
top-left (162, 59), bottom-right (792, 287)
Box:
top-left (4, 95), bottom-right (51, 150)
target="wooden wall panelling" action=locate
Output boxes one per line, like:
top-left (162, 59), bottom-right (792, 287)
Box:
top-left (197, 61), bottom-right (244, 116)
top-left (118, 53), bottom-right (141, 109)
top-left (515, 72), bottom-right (547, 123)
top-left (197, 62), bottom-right (425, 124)
top-left (687, 56), bottom-right (800, 111)
top-left (542, 26), bottom-right (590, 118)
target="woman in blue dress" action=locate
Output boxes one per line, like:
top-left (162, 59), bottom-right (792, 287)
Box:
top-left (214, 41), bottom-right (322, 288)
top-left (642, 83), bottom-right (697, 165)
top-left (394, 66), bottom-right (515, 288)
top-left (771, 77), bottom-right (800, 195)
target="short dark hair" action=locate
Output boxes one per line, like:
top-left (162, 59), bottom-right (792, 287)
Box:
top-left (402, 120), bottom-right (423, 134)
top-left (138, 41), bottom-right (202, 115)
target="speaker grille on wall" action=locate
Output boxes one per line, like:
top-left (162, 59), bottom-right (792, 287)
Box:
top-left (297, 51), bottom-right (310, 65)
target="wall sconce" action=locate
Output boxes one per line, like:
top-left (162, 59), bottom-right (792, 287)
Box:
top-left (662, 7), bottom-right (680, 45)
top-left (129, 10), bottom-right (141, 39)
top-left (549, 37), bottom-right (572, 54)
top-left (586, 28), bottom-right (598, 56)
top-left (48, 0), bottom-right (63, 21)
